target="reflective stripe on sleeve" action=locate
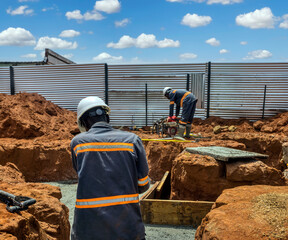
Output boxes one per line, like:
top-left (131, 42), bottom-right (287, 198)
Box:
top-left (170, 101), bottom-right (175, 105)
top-left (76, 194), bottom-right (139, 209)
top-left (73, 142), bottom-right (134, 156)
top-left (180, 92), bottom-right (191, 107)
top-left (138, 176), bottom-right (149, 186)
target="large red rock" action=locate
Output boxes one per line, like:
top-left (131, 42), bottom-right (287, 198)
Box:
top-left (195, 185), bottom-right (288, 240)
top-left (0, 164), bottom-right (70, 240)
top-left (171, 151), bottom-right (286, 201)
top-left (226, 160), bottom-right (286, 185)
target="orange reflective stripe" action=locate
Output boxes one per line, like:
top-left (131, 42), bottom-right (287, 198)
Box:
top-left (138, 176), bottom-right (148, 182)
top-left (170, 101), bottom-right (175, 105)
top-left (76, 193), bottom-right (139, 209)
top-left (73, 142), bottom-right (133, 152)
top-left (179, 120), bottom-right (187, 124)
top-left (180, 92), bottom-right (191, 107)
top-left (74, 142), bottom-right (134, 156)
top-left (77, 193), bottom-right (139, 202)
top-left (76, 148), bottom-right (133, 156)
top-left (76, 200), bottom-right (139, 209)
top-left (138, 175), bottom-right (149, 186)
top-left (172, 90), bottom-right (176, 93)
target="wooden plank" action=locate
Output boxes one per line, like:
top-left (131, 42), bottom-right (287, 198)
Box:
top-left (155, 171), bottom-right (170, 199)
top-left (140, 181), bottom-right (159, 201)
top-left (140, 199), bottom-right (213, 227)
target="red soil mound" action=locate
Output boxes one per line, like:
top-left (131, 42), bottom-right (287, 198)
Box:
top-left (0, 93), bottom-right (78, 140)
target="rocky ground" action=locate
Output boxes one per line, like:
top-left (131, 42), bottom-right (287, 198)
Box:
top-left (0, 92), bottom-right (287, 239)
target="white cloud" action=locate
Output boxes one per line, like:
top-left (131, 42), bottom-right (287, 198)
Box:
top-left (220, 49), bottom-right (229, 54)
top-left (240, 41), bottom-right (248, 45)
top-left (166, 0), bottom-right (183, 2)
top-left (279, 14), bottom-right (288, 29)
top-left (243, 50), bottom-right (272, 60)
top-left (59, 30), bottom-right (80, 38)
top-left (94, 0), bottom-right (120, 14)
top-left (93, 52), bottom-right (123, 62)
top-left (207, 0), bottom-right (242, 4)
top-left (107, 35), bottom-right (134, 48)
top-left (181, 13), bottom-right (212, 28)
top-left (236, 7), bottom-right (276, 29)
top-left (205, 37), bottom-right (220, 46)
top-left (115, 18), bottom-right (130, 27)
top-left (7, 5), bottom-right (34, 16)
top-left (66, 10), bottom-right (83, 20)
top-left (21, 53), bottom-right (37, 58)
top-left (0, 27), bottom-right (36, 46)
top-left (179, 53), bottom-right (197, 59)
top-left (34, 37), bottom-right (78, 50)
top-left (158, 38), bottom-right (180, 48)
top-left (107, 33), bottom-right (180, 49)
top-left (65, 10), bottom-right (104, 21)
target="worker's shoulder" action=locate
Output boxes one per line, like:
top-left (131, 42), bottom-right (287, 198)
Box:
top-left (70, 132), bottom-right (86, 144)
top-left (112, 128), bottom-right (140, 140)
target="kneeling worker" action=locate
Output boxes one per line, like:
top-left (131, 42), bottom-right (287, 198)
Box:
top-left (70, 96), bottom-right (150, 240)
top-left (163, 87), bottom-right (198, 140)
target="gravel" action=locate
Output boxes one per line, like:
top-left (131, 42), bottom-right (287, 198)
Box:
top-left (48, 181), bottom-right (196, 240)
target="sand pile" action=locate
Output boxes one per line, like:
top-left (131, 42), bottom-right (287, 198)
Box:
top-left (0, 93), bottom-right (78, 140)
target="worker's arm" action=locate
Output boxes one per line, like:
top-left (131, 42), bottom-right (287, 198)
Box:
top-left (70, 141), bottom-right (77, 172)
top-left (169, 102), bottom-right (174, 117)
top-left (134, 136), bottom-right (150, 194)
top-left (175, 104), bottom-right (180, 117)
top-left (168, 91), bottom-right (177, 117)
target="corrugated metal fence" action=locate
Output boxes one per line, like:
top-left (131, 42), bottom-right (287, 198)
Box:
top-left (0, 62), bottom-right (287, 126)
top-left (210, 63), bottom-right (288, 119)
top-left (13, 64), bottom-right (106, 110)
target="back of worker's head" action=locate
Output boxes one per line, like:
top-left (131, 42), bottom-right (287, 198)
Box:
top-left (77, 96), bottom-right (110, 132)
top-left (163, 87), bottom-right (172, 98)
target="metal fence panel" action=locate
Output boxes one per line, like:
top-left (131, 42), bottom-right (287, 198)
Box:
top-left (210, 63), bottom-right (288, 119)
top-left (13, 64), bottom-right (106, 111)
top-left (0, 67), bottom-right (10, 94)
top-left (108, 64), bottom-right (207, 126)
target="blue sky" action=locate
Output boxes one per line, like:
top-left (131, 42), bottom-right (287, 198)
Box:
top-left (1, 0), bottom-right (288, 64)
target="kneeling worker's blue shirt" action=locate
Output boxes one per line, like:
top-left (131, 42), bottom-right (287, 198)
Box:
top-left (70, 122), bottom-right (150, 240)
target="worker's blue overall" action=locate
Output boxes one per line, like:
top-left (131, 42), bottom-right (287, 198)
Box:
top-left (168, 89), bottom-right (198, 125)
top-left (70, 122), bottom-right (150, 240)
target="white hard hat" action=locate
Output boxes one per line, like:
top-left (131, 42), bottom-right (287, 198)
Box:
top-left (77, 96), bottom-right (110, 132)
top-left (163, 87), bottom-right (172, 97)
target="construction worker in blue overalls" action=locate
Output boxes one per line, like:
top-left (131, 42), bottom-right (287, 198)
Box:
top-left (163, 87), bottom-right (198, 140)
top-left (71, 96), bottom-right (150, 240)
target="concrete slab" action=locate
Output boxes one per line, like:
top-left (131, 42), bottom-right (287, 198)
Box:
top-left (185, 146), bottom-right (269, 162)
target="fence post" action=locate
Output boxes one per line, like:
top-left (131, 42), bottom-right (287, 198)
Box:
top-left (206, 62), bottom-right (211, 118)
top-left (262, 85), bottom-right (267, 119)
top-left (105, 63), bottom-right (108, 105)
top-left (186, 74), bottom-right (190, 91)
top-left (9, 66), bottom-right (15, 95)
top-left (145, 83), bottom-right (148, 126)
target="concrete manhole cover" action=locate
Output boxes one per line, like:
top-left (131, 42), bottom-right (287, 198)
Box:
top-left (186, 146), bottom-right (269, 162)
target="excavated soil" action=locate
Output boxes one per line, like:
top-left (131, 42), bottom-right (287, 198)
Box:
top-left (0, 92), bottom-right (288, 239)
